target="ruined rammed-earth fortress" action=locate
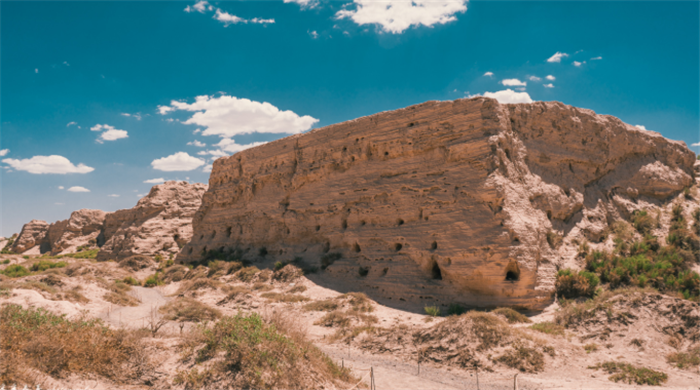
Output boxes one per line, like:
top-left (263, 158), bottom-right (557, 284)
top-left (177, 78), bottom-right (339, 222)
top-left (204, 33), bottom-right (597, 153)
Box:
top-left (12, 98), bottom-right (696, 310)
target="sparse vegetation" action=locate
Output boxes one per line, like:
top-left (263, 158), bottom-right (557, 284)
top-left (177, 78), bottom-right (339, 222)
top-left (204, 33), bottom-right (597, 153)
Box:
top-left (30, 260), bottom-right (67, 272)
top-left (424, 305), bottom-right (441, 317)
top-left (530, 322), bottom-right (565, 336)
top-left (159, 297), bottom-right (221, 322)
top-left (287, 284), bottom-right (306, 294)
top-left (492, 307), bottom-right (532, 324)
top-left (666, 348), bottom-right (700, 370)
top-left (0, 264), bottom-right (30, 278)
top-left (143, 272), bottom-right (164, 287)
top-left (261, 292), bottom-right (310, 303)
top-left (555, 268), bottom-right (600, 299)
top-left (588, 361), bottom-right (667, 386)
top-left (303, 299), bottom-right (338, 312)
top-left (584, 343), bottom-right (598, 353)
top-left (0, 304), bottom-right (151, 386)
top-left (447, 303), bottom-right (465, 316)
top-left (237, 266), bottom-right (260, 282)
top-left (496, 343), bottom-right (544, 373)
top-left (632, 210), bottom-right (656, 235)
top-left (546, 231), bottom-right (563, 249)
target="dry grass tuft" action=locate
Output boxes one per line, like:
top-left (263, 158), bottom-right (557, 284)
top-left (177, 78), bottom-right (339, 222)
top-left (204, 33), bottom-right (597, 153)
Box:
top-left (159, 297), bottom-right (221, 322)
top-left (261, 292), bottom-right (310, 303)
top-left (0, 304), bottom-right (153, 386)
top-left (177, 277), bottom-right (222, 295)
top-left (495, 343), bottom-right (544, 373)
top-left (303, 299), bottom-right (338, 312)
top-left (492, 307), bottom-right (531, 324)
top-left (253, 282), bottom-right (274, 291)
top-left (588, 361), bottom-right (667, 385)
top-left (530, 321), bottom-right (565, 336)
top-left (666, 347), bottom-right (700, 370)
top-left (287, 284), bottom-right (307, 294)
top-left (237, 266), bottom-right (260, 282)
top-left (273, 264), bottom-right (303, 282)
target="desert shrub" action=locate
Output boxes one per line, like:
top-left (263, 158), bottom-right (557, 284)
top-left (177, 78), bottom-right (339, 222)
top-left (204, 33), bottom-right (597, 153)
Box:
top-left (629, 338), bottom-right (645, 349)
top-left (287, 284), bottom-right (306, 294)
top-left (143, 272), bottom-right (164, 287)
top-left (447, 303), bottom-right (465, 316)
top-left (530, 322), bottom-right (565, 336)
top-left (492, 307), bottom-right (532, 323)
top-left (666, 348), bottom-right (700, 370)
top-left (22, 255), bottom-right (29, 259)
top-left (253, 282), bottom-right (274, 291)
top-left (121, 276), bottom-right (139, 286)
top-left (1, 259), bottom-right (10, 264)
top-left (119, 255), bottom-right (153, 271)
top-left (18, 281), bottom-right (56, 295)
top-left (237, 266), bottom-right (260, 282)
top-left (546, 231), bottom-right (563, 249)
top-left (0, 265), bottom-right (30, 278)
top-left (207, 260), bottom-right (235, 277)
top-left (588, 361), bottom-right (667, 385)
top-left (315, 310), bottom-right (352, 328)
top-left (177, 277), bottom-right (222, 294)
top-left (303, 299), bottom-right (338, 312)
top-left (496, 343), bottom-right (544, 372)
top-left (160, 297), bottom-right (221, 322)
top-left (66, 249), bottom-right (99, 259)
top-left (632, 210), bottom-right (656, 235)
top-left (177, 312), bottom-right (354, 389)
top-left (274, 261), bottom-right (284, 271)
top-left (0, 304), bottom-right (150, 386)
top-left (274, 264), bottom-right (304, 282)
top-left (555, 268), bottom-right (600, 299)
top-left (465, 312), bottom-right (510, 351)
top-left (218, 285), bottom-right (252, 304)
top-left (584, 343), bottom-right (598, 353)
top-left (103, 291), bottom-right (139, 306)
top-left (339, 292), bottom-right (373, 313)
top-left (30, 260), bottom-right (67, 272)
top-left (154, 254), bottom-right (163, 262)
top-left (424, 305), bottom-right (441, 317)
top-left (261, 292), bottom-right (309, 303)
top-left (321, 252), bottom-right (342, 270)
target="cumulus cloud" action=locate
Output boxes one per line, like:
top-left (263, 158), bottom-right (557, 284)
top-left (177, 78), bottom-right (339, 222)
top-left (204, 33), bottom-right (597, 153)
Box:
top-left (0, 149), bottom-right (8, 157)
top-left (336, 0), bottom-right (468, 34)
top-left (67, 186), bottom-right (90, 193)
top-left (309, 30), bottom-right (319, 39)
top-left (482, 89), bottom-right (533, 104)
top-left (546, 52), bottom-right (569, 63)
top-left (35, 69), bottom-right (38, 73)
top-left (501, 78), bottom-right (526, 87)
top-left (91, 124), bottom-right (128, 142)
top-left (151, 152), bottom-right (205, 172)
top-left (213, 9), bottom-right (274, 26)
top-left (198, 149), bottom-right (229, 158)
top-left (691, 142), bottom-right (700, 147)
top-left (121, 113), bottom-right (142, 120)
top-left (193, 129), bottom-right (202, 134)
top-left (573, 61), bottom-right (582, 67)
top-left (543, 83), bottom-right (554, 88)
top-left (546, 75), bottom-right (555, 81)
top-left (202, 164), bottom-right (213, 173)
top-left (483, 71), bottom-right (493, 77)
top-left (185, 1), bottom-right (211, 13)
top-left (591, 56), bottom-right (602, 60)
top-left (144, 178), bottom-right (165, 184)
top-left (158, 94), bottom-right (318, 138)
top-left (187, 140), bottom-right (206, 147)
top-left (284, 0), bottom-right (319, 8)
top-left (529, 76), bottom-right (541, 82)
top-left (635, 125), bottom-right (649, 131)
top-left (2, 155), bottom-right (94, 174)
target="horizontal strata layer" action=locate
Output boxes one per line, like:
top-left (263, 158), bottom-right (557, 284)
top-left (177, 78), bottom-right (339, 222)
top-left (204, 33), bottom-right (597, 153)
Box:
top-left (179, 97), bottom-right (695, 310)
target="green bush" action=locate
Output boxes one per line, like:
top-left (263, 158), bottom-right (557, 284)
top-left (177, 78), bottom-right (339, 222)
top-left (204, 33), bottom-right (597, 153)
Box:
top-left (1, 259), bottom-right (10, 264)
top-left (530, 322), bottom-right (565, 336)
top-left (143, 273), bottom-right (164, 287)
top-left (67, 249), bottom-right (99, 259)
top-left (632, 210), bottom-right (656, 235)
top-left (666, 348), bottom-right (700, 370)
top-left (555, 268), bottom-right (600, 299)
top-left (274, 261), bottom-right (285, 271)
top-left (447, 303), bottom-right (465, 316)
top-left (588, 361), bottom-right (667, 385)
top-left (30, 260), bottom-right (67, 272)
top-left (122, 276), bottom-right (139, 286)
top-left (0, 265), bottom-right (30, 278)
top-left (424, 305), bottom-right (440, 317)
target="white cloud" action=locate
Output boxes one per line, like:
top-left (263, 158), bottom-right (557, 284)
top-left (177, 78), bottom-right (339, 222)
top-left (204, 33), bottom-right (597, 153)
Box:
top-left (336, 0), bottom-right (468, 34)
top-left (144, 178), bottom-right (166, 184)
top-left (100, 129), bottom-right (128, 141)
top-left (309, 30), bottom-right (319, 39)
top-left (591, 56), bottom-right (602, 60)
top-left (250, 18), bottom-right (275, 24)
top-left (193, 128), bottom-right (202, 134)
top-left (501, 78), bottom-right (526, 87)
top-left (67, 186), bottom-right (90, 193)
top-left (691, 142), bottom-right (700, 147)
top-left (546, 52), bottom-right (569, 63)
top-left (284, 0), bottom-right (319, 9)
top-left (108, 194), bottom-right (120, 197)
top-left (543, 83), bottom-right (554, 88)
top-left (0, 149), bottom-right (8, 157)
top-left (158, 94), bottom-right (318, 138)
top-left (573, 61), bottom-right (582, 67)
top-left (66, 121), bottom-right (78, 127)
top-left (121, 113), bottom-right (142, 120)
top-left (529, 76), bottom-right (541, 82)
top-left (483, 71), bottom-right (493, 77)
top-left (151, 152), bottom-right (205, 172)
top-left (546, 75), bottom-right (555, 81)
top-left (635, 125), bottom-right (648, 131)
top-left (199, 149), bottom-right (229, 158)
top-left (187, 140), bottom-right (206, 147)
top-left (188, 1), bottom-right (209, 13)
top-left (2, 155), bottom-right (94, 174)
top-left (213, 9), bottom-right (274, 26)
top-left (202, 164), bottom-right (213, 173)
top-left (35, 69), bottom-right (38, 73)
top-left (482, 89), bottom-right (533, 104)
top-left (216, 139), bottom-right (267, 154)
top-left (58, 186), bottom-right (64, 190)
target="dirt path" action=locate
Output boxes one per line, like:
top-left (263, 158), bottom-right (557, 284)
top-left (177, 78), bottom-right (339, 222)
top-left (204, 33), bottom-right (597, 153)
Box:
top-left (100, 286), bottom-right (170, 329)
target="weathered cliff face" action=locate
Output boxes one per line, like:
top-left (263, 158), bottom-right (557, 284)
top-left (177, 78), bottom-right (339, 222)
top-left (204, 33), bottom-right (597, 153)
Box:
top-left (178, 97), bottom-right (695, 310)
top-left (97, 181), bottom-right (208, 261)
top-left (49, 209), bottom-right (107, 254)
top-left (12, 220), bottom-right (51, 254)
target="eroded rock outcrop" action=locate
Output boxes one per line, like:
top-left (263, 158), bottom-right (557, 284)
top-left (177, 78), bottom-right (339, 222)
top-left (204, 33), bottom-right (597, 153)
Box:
top-left (179, 97), bottom-right (695, 310)
top-left (97, 181), bottom-right (208, 261)
top-left (12, 220), bottom-right (50, 254)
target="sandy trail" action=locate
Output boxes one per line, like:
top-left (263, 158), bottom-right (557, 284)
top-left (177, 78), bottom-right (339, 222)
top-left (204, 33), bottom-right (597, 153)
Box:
top-left (100, 286), bottom-right (170, 329)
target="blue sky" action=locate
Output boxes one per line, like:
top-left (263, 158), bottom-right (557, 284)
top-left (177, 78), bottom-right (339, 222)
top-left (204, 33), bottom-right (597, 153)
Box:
top-left (1, 0), bottom-right (699, 236)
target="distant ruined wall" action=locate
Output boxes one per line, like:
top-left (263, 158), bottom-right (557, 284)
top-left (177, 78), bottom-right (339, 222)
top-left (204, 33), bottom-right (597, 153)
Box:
top-left (179, 97), bottom-right (695, 310)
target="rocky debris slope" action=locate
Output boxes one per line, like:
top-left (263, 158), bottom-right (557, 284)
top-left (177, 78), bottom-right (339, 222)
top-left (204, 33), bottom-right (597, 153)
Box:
top-left (11, 181), bottom-right (206, 259)
top-left (96, 181), bottom-right (208, 261)
top-left (179, 97), bottom-right (695, 310)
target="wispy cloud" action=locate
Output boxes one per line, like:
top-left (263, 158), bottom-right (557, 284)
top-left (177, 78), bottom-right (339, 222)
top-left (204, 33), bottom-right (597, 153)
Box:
top-left (0, 149), bottom-right (8, 157)
top-left (284, 0), bottom-right (319, 9)
top-left (144, 178), bottom-right (165, 184)
top-left (546, 52), bottom-right (569, 63)
top-left (691, 142), bottom-right (700, 147)
top-left (67, 121), bottom-right (78, 127)
top-left (91, 124), bottom-right (128, 143)
top-left (121, 112), bottom-right (142, 120)
top-left (573, 61), bottom-right (583, 67)
top-left (108, 194), bottom-right (120, 197)
top-left (483, 71), bottom-right (494, 77)
top-left (543, 83), bottom-right (554, 88)
top-left (336, 0), bottom-right (468, 34)
top-left (591, 56), bottom-right (602, 60)
top-left (501, 79), bottom-right (526, 87)
top-left (529, 76), bottom-right (541, 82)
top-left (213, 9), bottom-right (274, 26)
top-left (187, 140), bottom-right (206, 147)
top-left (67, 186), bottom-right (90, 193)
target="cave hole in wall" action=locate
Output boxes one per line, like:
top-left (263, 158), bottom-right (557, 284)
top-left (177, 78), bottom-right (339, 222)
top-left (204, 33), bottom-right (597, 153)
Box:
top-left (381, 268), bottom-right (388, 276)
top-left (397, 218), bottom-right (404, 226)
top-left (342, 220), bottom-right (348, 230)
top-left (504, 261), bottom-right (520, 281)
top-left (316, 225), bottom-right (321, 231)
top-left (188, 247), bottom-right (193, 255)
top-left (431, 241), bottom-right (438, 250)
top-left (394, 243), bottom-right (403, 251)
top-left (226, 227), bottom-right (232, 237)
top-left (211, 230), bottom-right (216, 239)
top-left (431, 262), bottom-right (442, 280)
top-left (353, 242), bottom-right (361, 252)
top-left (358, 266), bottom-right (369, 277)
